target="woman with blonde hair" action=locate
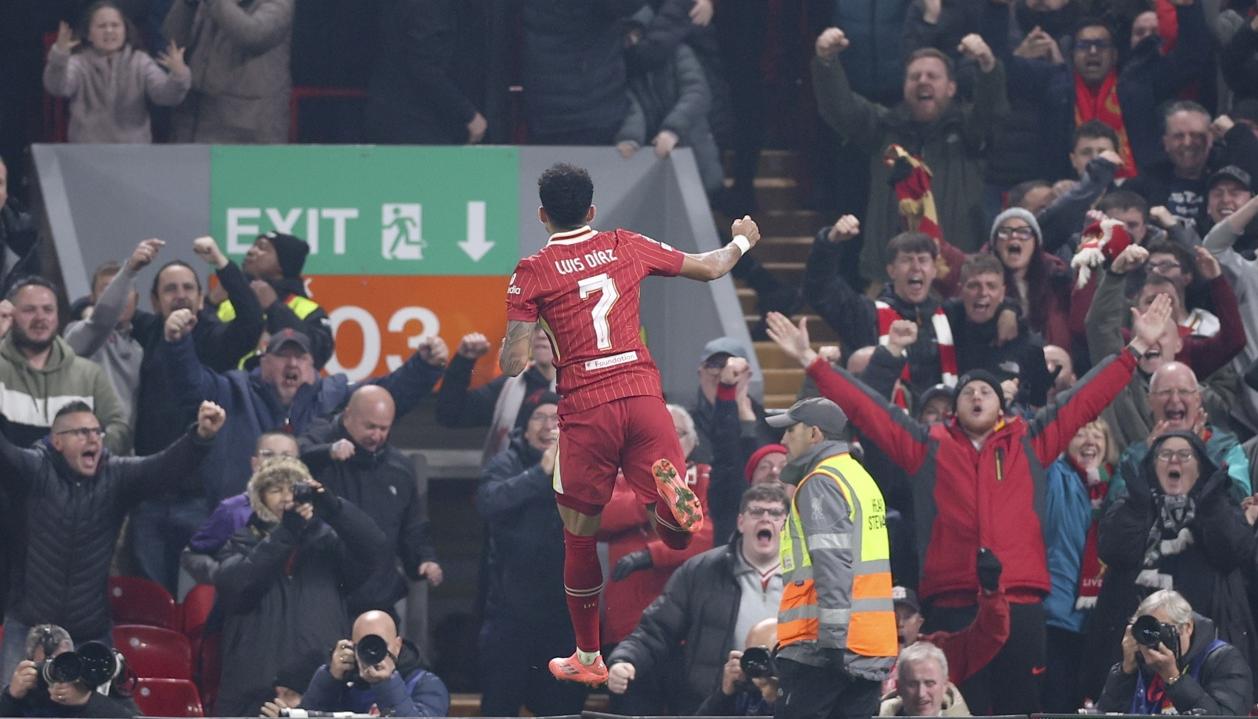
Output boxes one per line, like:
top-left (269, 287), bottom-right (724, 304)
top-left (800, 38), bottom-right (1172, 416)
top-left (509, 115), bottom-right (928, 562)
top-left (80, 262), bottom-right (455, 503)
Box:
top-left (42, 1), bottom-right (189, 143)
top-left (1042, 418), bottom-right (1119, 710)
top-left (213, 457), bottom-right (386, 717)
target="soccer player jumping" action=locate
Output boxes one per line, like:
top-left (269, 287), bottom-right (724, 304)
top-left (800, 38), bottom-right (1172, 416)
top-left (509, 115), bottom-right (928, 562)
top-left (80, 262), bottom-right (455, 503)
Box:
top-left (501, 163), bottom-right (761, 685)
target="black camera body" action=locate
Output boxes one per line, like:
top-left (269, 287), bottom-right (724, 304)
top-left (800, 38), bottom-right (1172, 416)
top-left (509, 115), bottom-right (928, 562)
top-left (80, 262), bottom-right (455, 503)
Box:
top-left (739, 647), bottom-right (776, 681)
top-left (35, 642), bottom-right (122, 690)
top-left (291, 482), bottom-right (316, 505)
top-left (1132, 615), bottom-right (1181, 658)
top-left (342, 634), bottom-right (394, 689)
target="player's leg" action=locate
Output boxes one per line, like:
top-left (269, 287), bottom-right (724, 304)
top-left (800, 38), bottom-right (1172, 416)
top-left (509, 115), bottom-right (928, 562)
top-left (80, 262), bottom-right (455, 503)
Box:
top-left (549, 406), bottom-right (621, 685)
top-left (622, 397), bottom-right (703, 549)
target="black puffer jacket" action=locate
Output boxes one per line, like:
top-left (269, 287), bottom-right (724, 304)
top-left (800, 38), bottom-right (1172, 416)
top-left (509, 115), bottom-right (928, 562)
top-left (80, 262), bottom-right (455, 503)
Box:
top-left (1083, 433), bottom-right (1257, 700)
top-left (0, 424), bottom-right (209, 639)
top-left (214, 499), bottom-right (387, 717)
top-left (519, 0), bottom-right (645, 138)
top-left (1097, 614), bottom-right (1254, 716)
top-left (300, 416), bottom-right (437, 615)
top-left (608, 539), bottom-right (743, 714)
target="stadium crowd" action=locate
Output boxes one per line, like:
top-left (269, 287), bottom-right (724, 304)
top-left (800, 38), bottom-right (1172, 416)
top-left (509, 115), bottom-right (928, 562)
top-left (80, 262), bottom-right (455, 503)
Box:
top-left (1, 0), bottom-right (1258, 717)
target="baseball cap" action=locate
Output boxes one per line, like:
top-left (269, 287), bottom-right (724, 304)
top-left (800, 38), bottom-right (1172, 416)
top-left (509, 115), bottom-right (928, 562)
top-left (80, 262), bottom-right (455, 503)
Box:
top-left (700, 336), bottom-right (748, 365)
top-left (1206, 165), bottom-right (1252, 193)
top-left (266, 328), bottom-right (312, 356)
top-left (892, 586), bottom-right (920, 614)
top-left (765, 397), bottom-right (848, 439)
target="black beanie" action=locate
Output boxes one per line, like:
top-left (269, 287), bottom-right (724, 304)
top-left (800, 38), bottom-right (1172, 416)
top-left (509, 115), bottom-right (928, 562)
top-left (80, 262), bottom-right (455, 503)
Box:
top-left (954, 370), bottom-right (1006, 412)
top-left (263, 232), bottom-right (310, 279)
top-left (516, 389), bottom-right (562, 431)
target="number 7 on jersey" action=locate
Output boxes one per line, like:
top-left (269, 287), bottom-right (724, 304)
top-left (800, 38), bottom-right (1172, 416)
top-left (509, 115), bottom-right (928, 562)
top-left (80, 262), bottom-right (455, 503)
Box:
top-left (577, 273), bottom-right (620, 351)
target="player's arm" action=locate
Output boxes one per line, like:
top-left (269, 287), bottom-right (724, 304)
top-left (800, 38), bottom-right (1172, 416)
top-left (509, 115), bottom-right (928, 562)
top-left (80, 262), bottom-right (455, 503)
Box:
top-left (499, 320), bottom-right (537, 377)
top-left (678, 215), bottom-right (761, 281)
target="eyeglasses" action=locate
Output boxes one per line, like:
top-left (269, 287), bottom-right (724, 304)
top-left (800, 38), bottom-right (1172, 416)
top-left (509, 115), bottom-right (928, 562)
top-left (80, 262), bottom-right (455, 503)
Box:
top-left (1075, 39), bottom-right (1113, 52)
top-left (1156, 449), bottom-right (1196, 463)
top-left (1147, 261), bottom-right (1181, 273)
top-left (743, 506), bottom-right (787, 519)
top-left (55, 427), bottom-right (106, 440)
top-left (256, 449), bottom-right (297, 459)
top-left (995, 226), bottom-right (1035, 240)
top-left (530, 413), bottom-right (560, 426)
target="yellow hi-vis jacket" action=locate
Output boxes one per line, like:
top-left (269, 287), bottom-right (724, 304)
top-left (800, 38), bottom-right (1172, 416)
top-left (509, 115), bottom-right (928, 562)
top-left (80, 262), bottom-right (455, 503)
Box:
top-left (777, 448), bottom-right (897, 679)
top-left (218, 294), bottom-right (320, 368)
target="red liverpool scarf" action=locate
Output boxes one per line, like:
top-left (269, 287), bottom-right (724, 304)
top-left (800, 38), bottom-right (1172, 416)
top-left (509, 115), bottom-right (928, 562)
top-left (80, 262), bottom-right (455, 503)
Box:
top-left (874, 301), bottom-right (958, 401)
top-left (1072, 459), bottom-right (1112, 608)
top-left (1075, 71), bottom-right (1136, 177)
top-left (884, 145), bottom-right (954, 284)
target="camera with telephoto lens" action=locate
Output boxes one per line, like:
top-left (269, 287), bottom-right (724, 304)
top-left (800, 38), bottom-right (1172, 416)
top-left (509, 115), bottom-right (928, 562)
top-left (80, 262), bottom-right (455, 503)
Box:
top-left (739, 647), bottom-right (776, 681)
top-left (291, 481), bottom-right (316, 505)
top-left (1132, 614), bottom-right (1181, 657)
top-left (35, 641), bottom-right (122, 690)
top-left (341, 634), bottom-right (393, 689)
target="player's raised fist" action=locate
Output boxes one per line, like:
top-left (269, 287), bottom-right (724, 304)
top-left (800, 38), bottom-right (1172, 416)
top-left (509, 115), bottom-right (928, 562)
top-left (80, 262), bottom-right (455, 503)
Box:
top-left (731, 215), bottom-right (761, 248)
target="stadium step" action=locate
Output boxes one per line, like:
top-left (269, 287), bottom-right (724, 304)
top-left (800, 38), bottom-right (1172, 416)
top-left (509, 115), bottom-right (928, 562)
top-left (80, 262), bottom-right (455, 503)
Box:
top-left (723, 176), bottom-right (801, 209)
top-left (722, 148), bottom-right (801, 178)
top-left (754, 209), bottom-right (824, 237)
top-left (744, 313), bottom-right (836, 343)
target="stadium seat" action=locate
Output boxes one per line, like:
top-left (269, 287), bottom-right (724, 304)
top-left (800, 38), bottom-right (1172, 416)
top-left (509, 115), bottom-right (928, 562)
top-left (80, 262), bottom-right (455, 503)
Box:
top-left (132, 678), bottom-right (204, 717)
top-left (180, 584), bottom-right (216, 639)
top-left (112, 625), bottom-right (194, 680)
top-left (195, 632), bottom-right (221, 716)
top-left (108, 576), bottom-right (179, 630)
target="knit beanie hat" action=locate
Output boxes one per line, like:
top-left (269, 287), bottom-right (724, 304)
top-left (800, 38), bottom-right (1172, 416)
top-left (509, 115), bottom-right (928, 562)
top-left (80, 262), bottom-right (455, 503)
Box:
top-left (262, 232), bottom-right (310, 279)
top-left (989, 207), bottom-right (1042, 247)
top-left (515, 389), bottom-right (562, 431)
top-left (744, 443), bottom-right (788, 484)
top-left (953, 370), bottom-right (1006, 413)
top-left (247, 456), bottom-right (311, 523)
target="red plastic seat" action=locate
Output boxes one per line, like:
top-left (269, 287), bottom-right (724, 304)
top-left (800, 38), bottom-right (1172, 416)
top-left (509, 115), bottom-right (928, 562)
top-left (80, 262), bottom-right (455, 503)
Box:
top-left (112, 625), bottom-right (194, 680)
top-left (180, 584), bottom-right (216, 640)
top-left (132, 678), bottom-right (204, 717)
top-left (108, 576), bottom-right (179, 630)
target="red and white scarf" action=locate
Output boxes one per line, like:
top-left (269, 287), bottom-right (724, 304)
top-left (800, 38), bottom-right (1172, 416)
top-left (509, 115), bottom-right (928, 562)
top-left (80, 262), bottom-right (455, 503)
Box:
top-left (875, 301), bottom-right (958, 391)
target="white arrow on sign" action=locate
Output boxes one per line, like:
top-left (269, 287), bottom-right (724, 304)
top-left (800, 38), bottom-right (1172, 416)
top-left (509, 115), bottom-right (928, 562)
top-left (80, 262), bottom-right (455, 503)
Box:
top-left (459, 201), bottom-right (494, 262)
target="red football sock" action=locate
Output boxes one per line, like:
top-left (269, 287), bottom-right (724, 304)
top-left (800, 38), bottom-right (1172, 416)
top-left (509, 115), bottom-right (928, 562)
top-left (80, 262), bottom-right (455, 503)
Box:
top-left (562, 529), bottom-right (603, 655)
top-left (653, 506), bottom-right (693, 550)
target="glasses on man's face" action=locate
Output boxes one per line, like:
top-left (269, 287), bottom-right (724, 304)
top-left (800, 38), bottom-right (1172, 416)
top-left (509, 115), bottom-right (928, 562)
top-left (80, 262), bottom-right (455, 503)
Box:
top-left (1075, 38), bottom-right (1113, 53)
top-left (55, 427), bottom-right (106, 440)
top-left (743, 506), bottom-right (787, 519)
top-left (1151, 387), bottom-right (1198, 400)
top-left (995, 226), bottom-right (1034, 240)
top-left (530, 413), bottom-right (560, 426)
top-left (1147, 261), bottom-right (1181, 273)
top-left (1156, 449), bottom-right (1196, 463)
top-left (256, 449), bottom-right (297, 459)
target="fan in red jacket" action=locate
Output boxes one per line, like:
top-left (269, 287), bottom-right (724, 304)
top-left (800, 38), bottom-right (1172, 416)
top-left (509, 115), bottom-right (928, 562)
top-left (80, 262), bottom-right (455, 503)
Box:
top-left (764, 294), bottom-right (1172, 716)
top-left (598, 405), bottom-right (715, 646)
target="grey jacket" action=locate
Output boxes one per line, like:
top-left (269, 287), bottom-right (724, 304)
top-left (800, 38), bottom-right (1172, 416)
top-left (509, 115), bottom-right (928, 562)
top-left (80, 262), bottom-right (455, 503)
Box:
top-left (163, 0), bottom-right (294, 143)
top-left (42, 45), bottom-right (190, 143)
top-left (64, 262), bottom-right (142, 452)
top-left (811, 54), bottom-right (1008, 284)
top-left (1204, 217), bottom-right (1258, 434)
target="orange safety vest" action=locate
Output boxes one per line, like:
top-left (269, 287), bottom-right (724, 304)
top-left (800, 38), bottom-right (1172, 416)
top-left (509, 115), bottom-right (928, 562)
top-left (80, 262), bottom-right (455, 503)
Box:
top-left (778, 452), bottom-right (897, 664)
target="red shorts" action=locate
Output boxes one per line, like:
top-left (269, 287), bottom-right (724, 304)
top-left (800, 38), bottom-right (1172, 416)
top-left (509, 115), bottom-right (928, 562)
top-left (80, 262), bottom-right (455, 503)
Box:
top-left (553, 395), bottom-right (686, 515)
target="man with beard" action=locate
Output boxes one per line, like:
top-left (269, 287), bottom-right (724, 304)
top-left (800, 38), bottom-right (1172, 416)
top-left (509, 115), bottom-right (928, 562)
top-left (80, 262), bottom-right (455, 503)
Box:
top-left (1125, 102), bottom-right (1220, 233)
top-left (0, 277), bottom-right (128, 453)
top-left (127, 237), bottom-right (264, 592)
top-left (803, 219), bottom-right (962, 399)
top-left (811, 25), bottom-right (1007, 285)
top-left (217, 231), bottom-right (333, 370)
top-left (300, 385), bottom-right (442, 615)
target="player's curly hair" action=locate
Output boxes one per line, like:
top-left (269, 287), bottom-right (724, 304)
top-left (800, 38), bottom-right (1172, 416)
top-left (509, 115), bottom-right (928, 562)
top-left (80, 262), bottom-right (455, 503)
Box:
top-left (538, 163), bottom-right (594, 229)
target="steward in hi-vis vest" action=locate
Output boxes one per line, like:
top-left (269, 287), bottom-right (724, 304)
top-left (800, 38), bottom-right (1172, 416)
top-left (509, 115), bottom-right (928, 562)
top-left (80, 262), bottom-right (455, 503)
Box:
top-left (767, 397), bottom-right (897, 719)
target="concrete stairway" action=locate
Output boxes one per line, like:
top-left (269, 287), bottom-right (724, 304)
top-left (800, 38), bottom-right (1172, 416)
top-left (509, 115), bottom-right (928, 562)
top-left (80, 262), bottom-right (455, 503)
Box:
top-left (720, 150), bottom-right (829, 409)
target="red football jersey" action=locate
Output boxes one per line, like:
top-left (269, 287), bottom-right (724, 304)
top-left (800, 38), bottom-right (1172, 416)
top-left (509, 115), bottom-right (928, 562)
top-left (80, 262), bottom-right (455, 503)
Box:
top-left (506, 226), bottom-right (686, 413)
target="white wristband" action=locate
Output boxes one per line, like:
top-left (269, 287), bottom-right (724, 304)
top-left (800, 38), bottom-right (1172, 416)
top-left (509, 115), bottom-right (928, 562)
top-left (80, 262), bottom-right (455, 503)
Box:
top-left (731, 235), bottom-right (751, 255)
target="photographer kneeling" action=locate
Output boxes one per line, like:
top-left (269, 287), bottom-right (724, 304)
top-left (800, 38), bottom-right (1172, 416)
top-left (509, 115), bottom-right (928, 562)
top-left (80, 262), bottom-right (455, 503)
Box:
top-left (1098, 589), bottom-right (1253, 715)
top-left (266, 610), bottom-right (448, 718)
top-left (0, 624), bottom-right (135, 718)
top-left (695, 619), bottom-right (779, 716)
